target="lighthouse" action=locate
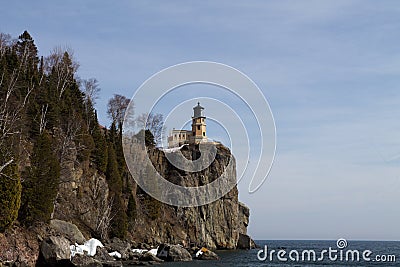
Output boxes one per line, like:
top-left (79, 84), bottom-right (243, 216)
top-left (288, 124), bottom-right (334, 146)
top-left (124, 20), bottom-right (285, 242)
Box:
top-left (190, 102), bottom-right (207, 144)
top-left (167, 102), bottom-right (208, 148)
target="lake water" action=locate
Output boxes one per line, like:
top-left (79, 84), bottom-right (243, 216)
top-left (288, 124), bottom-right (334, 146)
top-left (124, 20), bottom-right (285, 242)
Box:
top-left (160, 240), bottom-right (400, 267)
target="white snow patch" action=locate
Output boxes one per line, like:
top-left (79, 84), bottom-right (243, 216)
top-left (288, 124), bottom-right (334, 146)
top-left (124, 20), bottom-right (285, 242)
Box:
top-left (131, 248), bottom-right (148, 254)
top-left (84, 238), bottom-right (104, 256)
top-left (109, 251), bottom-right (121, 259)
top-left (70, 244), bottom-right (87, 258)
top-left (70, 238), bottom-right (104, 258)
top-left (148, 247), bottom-right (158, 256)
top-left (160, 144), bottom-right (188, 153)
top-left (195, 249), bottom-right (203, 258)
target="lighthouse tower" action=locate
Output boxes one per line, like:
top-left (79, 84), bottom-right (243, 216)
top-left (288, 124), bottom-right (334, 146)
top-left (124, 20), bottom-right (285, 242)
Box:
top-left (190, 102), bottom-right (207, 144)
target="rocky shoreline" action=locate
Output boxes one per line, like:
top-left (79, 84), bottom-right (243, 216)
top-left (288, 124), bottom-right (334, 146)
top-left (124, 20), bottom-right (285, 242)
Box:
top-left (0, 219), bottom-right (255, 266)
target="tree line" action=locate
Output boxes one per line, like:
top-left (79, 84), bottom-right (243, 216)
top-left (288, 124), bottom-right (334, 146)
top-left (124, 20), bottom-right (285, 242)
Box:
top-left (0, 31), bottom-right (164, 238)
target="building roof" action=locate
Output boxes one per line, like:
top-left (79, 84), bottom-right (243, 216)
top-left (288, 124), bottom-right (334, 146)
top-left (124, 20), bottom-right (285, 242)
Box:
top-left (193, 102), bottom-right (205, 118)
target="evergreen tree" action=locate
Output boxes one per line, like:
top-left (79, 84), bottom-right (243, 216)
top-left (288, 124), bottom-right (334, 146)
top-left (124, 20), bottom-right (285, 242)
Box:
top-left (106, 142), bottom-right (122, 193)
top-left (16, 31), bottom-right (39, 64)
top-left (142, 164), bottom-right (161, 220)
top-left (108, 122), bottom-right (118, 146)
top-left (15, 30), bottom-right (39, 81)
top-left (91, 112), bottom-right (108, 173)
top-left (0, 157), bottom-right (21, 232)
top-left (126, 192), bottom-right (137, 228)
top-left (143, 193), bottom-right (161, 220)
top-left (19, 132), bottom-right (60, 224)
top-left (145, 130), bottom-right (155, 147)
top-left (110, 195), bottom-right (128, 239)
top-left (105, 142), bottom-right (127, 238)
top-left (134, 129), bottom-right (155, 147)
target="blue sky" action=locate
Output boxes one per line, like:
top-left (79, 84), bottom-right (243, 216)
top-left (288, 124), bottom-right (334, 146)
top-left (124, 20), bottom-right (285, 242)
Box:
top-left (2, 1), bottom-right (400, 240)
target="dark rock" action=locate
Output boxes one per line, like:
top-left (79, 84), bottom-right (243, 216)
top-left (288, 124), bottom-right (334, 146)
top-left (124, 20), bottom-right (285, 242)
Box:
top-left (71, 254), bottom-right (102, 267)
top-left (129, 251), bottom-right (141, 260)
top-left (102, 262), bottom-right (123, 267)
top-left (250, 238), bottom-right (258, 249)
top-left (238, 202), bottom-right (250, 235)
top-left (137, 243), bottom-right (150, 250)
top-left (118, 260), bottom-right (139, 266)
top-left (0, 225), bottom-right (40, 267)
top-left (140, 252), bottom-right (163, 262)
top-left (197, 249), bottom-right (219, 260)
top-left (40, 236), bottom-right (71, 265)
top-left (9, 260), bottom-right (32, 267)
top-left (157, 244), bottom-right (192, 262)
top-left (50, 219), bottom-right (86, 244)
top-left (93, 247), bottom-right (115, 262)
top-left (107, 238), bottom-right (131, 260)
top-left (236, 233), bottom-right (256, 249)
top-left (188, 246), bottom-right (199, 254)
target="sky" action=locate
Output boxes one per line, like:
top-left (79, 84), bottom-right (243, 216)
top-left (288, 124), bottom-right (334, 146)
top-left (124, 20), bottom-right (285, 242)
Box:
top-left (2, 0), bottom-right (400, 240)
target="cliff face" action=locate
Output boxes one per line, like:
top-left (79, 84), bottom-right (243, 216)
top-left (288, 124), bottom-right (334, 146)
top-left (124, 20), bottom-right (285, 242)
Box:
top-left (0, 142), bottom-right (253, 266)
top-left (52, 143), bottom-right (251, 250)
top-left (130, 144), bottom-right (243, 249)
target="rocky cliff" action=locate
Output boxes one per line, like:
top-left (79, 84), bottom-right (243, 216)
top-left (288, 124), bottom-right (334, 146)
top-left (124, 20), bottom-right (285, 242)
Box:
top-left (129, 143), bottom-right (248, 249)
top-left (52, 142), bottom-right (251, 249)
top-left (0, 142), bottom-right (254, 265)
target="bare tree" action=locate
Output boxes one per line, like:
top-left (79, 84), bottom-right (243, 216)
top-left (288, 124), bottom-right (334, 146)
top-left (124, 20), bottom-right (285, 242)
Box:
top-left (82, 78), bottom-right (100, 106)
top-left (136, 112), bottom-right (166, 146)
top-left (88, 174), bottom-right (114, 240)
top-left (45, 46), bottom-right (79, 99)
top-left (81, 78), bottom-right (100, 129)
top-left (0, 33), bottom-right (15, 57)
top-left (39, 104), bottom-right (48, 134)
top-left (107, 94), bottom-right (130, 127)
top-left (0, 48), bottom-right (34, 176)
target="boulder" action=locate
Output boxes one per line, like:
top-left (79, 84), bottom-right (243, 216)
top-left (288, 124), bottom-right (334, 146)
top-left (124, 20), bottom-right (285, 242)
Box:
top-left (140, 251), bottom-right (163, 262)
top-left (40, 236), bottom-right (71, 265)
top-left (157, 244), bottom-right (192, 262)
top-left (71, 254), bottom-right (102, 267)
top-left (116, 260), bottom-right (139, 266)
top-left (250, 238), bottom-right (258, 249)
top-left (197, 248), bottom-right (219, 260)
top-left (101, 262), bottom-right (123, 267)
top-left (188, 246), bottom-right (200, 255)
top-left (50, 219), bottom-right (86, 244)
top-left (129, 250), bottom-right (142, 260)
top-left (93, 247), bottom-right (115, 262)
top-left (237, 233), bottom-right (249, 249)
top-left (107, 238), bottom-right (131, 260)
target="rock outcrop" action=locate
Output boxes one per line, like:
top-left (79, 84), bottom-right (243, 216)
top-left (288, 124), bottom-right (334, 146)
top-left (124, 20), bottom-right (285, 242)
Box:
top-left (50, 142), bottom-right (252, 250)
top-left (50, 219), bottom-right (86, 244)
top-left (0, 225), bottom-right (40, 266)
top-left (39, 236), bottom-right (71, 266)
top-left (126, 143), bottom-right (251, 250)
top-left (236, 203), bottom-right (257, 249)
top-left (196, 247), bottom-right (220, 260)
top-left (157, 244), bottom-right (192, 262)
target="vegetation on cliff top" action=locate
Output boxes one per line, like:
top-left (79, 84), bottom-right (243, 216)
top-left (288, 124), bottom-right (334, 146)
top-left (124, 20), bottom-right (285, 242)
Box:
top-left (0, 31), bottom-right (167, 238)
